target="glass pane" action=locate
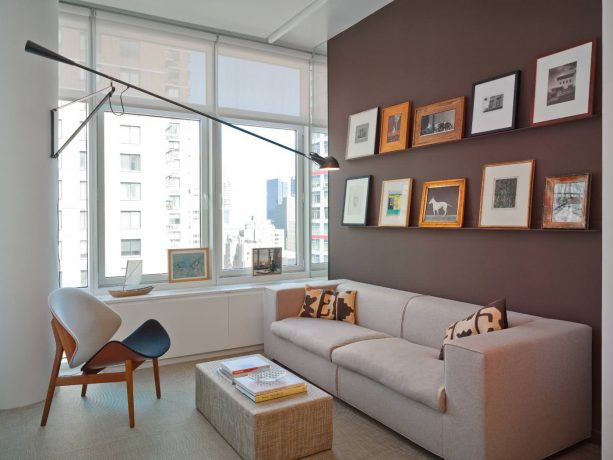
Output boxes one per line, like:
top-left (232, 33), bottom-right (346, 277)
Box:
top-left (311, 131), bottom-right (329, 265)
top-left (57, 100), bottom-right (89, 287)
top-left (222, 124), bottom-right (297, 271)
top-left (103, 112), bottom-right (201, 278)
top-left (59, 11), bottom-right (89, 95)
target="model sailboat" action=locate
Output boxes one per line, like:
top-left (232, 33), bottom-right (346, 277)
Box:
top-left (108, 260), bottom-right (154, 298)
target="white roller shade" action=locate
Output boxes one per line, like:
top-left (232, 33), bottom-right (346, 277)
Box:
top-left (312, 58), bottom-right (328, 127)
top-left (59, 6), bottom-right (90, 98)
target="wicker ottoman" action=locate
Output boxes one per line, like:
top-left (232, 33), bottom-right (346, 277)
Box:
top-left (196, 355), bottom-right (333, 460)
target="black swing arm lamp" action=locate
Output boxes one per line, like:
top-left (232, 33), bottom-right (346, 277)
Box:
top-left (25, 40), bottom-right (339, 171)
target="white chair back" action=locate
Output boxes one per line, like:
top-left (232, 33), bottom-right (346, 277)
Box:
top-left (48, 288), bottom-right (122, 368)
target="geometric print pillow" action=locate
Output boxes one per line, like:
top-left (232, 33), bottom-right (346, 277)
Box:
top-left (298, 286), bottom-right (358, 324)
top-left (334, 290), bottom-right (357, 324)
top-left (438, 298), bottom-right (508, 360)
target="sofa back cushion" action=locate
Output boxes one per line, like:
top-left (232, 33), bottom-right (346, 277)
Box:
top-left (402, 295), bottom-right (537, 349)
top-left (336, 281), bottom-right (421, 336)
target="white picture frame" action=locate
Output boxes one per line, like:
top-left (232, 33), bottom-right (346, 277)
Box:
top-left (342, 176), bottom-right (371, 226)
top-left (479, 160), bottom-right (535, 229)
top-left (531, 40), bottom-right (596, 126)
top-left (378, 178), bottom-right (412, 227)
top-left (470, 71), bottom-right (519, 136)
top-left (346, 107), bottom-right (379, 160)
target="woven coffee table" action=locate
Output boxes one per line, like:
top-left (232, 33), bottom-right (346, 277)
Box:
top-left (196, 354), bottom-right (333, 460)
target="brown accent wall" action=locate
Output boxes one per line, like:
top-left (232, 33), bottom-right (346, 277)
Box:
top-left (328, 0), bottom-right (602, 432)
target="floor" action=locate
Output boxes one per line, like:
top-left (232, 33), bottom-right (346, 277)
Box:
top-left (0, 359), bottom-right (600, 460)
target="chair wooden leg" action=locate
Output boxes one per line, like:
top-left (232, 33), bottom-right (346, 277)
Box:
top-left (125, 360), bottom-right (135, 428)
top-left (41, 324), bottom-right (64, 426)
top-left (152, 358), bottom-right (161, 399)
top-left (81, 384), bottom-right (88, 397)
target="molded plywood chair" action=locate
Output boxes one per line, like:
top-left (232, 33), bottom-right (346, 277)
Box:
top-left (41, 288), bottom-right (171, 428)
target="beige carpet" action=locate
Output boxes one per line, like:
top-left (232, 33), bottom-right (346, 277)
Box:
top-left (0, 359), bottom-right (599, 460)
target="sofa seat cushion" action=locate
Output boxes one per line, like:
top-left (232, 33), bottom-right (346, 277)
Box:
top-left (271, 317), bottom-right (389, 360)
top-left (331, 337), bottom-right (446, 412)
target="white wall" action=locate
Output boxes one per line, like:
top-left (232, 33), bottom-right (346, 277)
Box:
top-left (0, 0), bottom-right (58, 409)
top-left (603, 0), bottom-right (613, 455)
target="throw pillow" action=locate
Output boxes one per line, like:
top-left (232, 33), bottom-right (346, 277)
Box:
top-left (438, 298), bottom-right (508, 360)
top-left (334, 290), bottom-right (357, 324)
top-left (299, 285), bottom-right (336, 320)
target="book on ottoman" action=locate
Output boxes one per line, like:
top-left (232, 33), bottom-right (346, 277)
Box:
top-left (235, 372), bottom-right (307, 403)
top-left (220, 355), bottom-right (270, 378)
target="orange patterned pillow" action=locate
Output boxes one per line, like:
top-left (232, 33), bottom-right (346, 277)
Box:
top-left (334, 290), bottom-right (357, 324)
top-left (299, 285), bottom-right (336, 320)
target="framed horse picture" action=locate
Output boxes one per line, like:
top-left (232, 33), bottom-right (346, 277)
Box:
top-left (418, 179), bottom-right (466, 228)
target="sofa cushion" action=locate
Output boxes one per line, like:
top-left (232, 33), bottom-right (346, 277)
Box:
top-left (336, 281), bottom-right (421, 336)
top-left (335, 290), bottom-right (357, 324)
top-left (299, 285), bottom-right (336, 320)
top-left (271, 317), bottom-right (388, 360)
top-left (332, 337), bottom-right (446, 412)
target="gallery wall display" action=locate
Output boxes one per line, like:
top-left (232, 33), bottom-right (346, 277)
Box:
top-left (378, 178), bottom-right (413, 227)
top-left (542, 174), bottom-right (591, 229)
top-left (168, 247), bottom-right (210, 283)
top-left (342, 175), bottom-right (372, 226)
top-left (531, 40), bottom-right (596, 126)
top-left (252, 247), bottom-right (283, 276)
top-left (479, 160), bottom-right (535, 229)
top-left (418, 179), bottom-right (466, 228)
top-left (379, 102), bottom-right (411, 154)
top-left (412, 97), bottom-right (466, 147)
top-left (346, 107), bottom-right (379, 160)
top-left (470, 71), bottom-right (520, 136)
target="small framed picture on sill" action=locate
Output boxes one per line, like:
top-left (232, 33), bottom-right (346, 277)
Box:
top-left (252, 247), bottom-right (283, 276)
top-left (168, 248), bottom-right (210, 283)
top-left (470, 71), bottom-right (520, 136)
top-left (542, 174), bottom-right (591, 229)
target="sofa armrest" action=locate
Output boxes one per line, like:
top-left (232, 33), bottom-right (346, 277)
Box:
top-left (443, 319), bottom-right (591, 460)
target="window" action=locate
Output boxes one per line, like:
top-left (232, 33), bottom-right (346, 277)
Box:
top-left (166, 123), bottom-right (180, 137)
top-left (167, 86), bottom-right (180, 98)
top-left (311, 223), bottom-right (319, 235)
top-left (312, 208), bottom-right (320, 220)
top-left (324, 207), bottom-right (329, 219)
top-left (311, 131), bottom-right (329, 265)
top-left (166, 195), bottom-right (180, 209)
top-left (312, 191), bottom-right (320, 204)
top-left (168, 140), bottom-right (180, 151)
top-left (120, 38), bottom-right (140, 58)
top-left (121, 239), bottom-right (141, 256)
top-left (80, 211), bottom-right (87, 230)
top-left (120, 125), bottom-right (141, 144)
top-left (120, 182), bottom-right (141, 201)
top-left (120, 153), bottom-right (141, 171)
top-left (80, 151), bottom-right (86, 170)
top-left (58, 210), bottom-right (62, 230)
top-left (80, 240), bottom-right (87, 258)
top-left (312, 175), bottom-right (321, 187)
top-left (80, 181), bottom-right (87, 200)
top-left (58, 180), bottom-right (62, 200)
top-left (59, 241), bottom-right (63, 261)
top-left (120, 211), bottom-right (141, 230)
top-left (166, 176), bottom-right (180, 189)
top-left (168, 214), bottom-right (180, 225)
top-left (80, 270), bottom-right (88, 286)
top-left (119, 69), bottom-right (140, 85)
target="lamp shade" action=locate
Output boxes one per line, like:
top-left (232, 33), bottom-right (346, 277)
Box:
top-left (319, 156), bottom-right (340, 171)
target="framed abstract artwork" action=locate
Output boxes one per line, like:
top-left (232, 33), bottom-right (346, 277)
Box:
top-left (346, 107), bottom-right (379, 160)
top-left (379, 102), bottom-right (411, 154)
top-left (412, 97), bottom-right (466, 147)
top-left (479, 160), bottom-right (535, 229)
top-left (342, 175), bottom-right (371, 226)
top-left (418, 179), bottom-right (466, 228)
top-left (542, 174), bottom-right (591, 229)
top-left (531, 40), bottom-right (596, 126)
top-left (470, 71), bottom-right (520, 136)
top-left (378, 178), bottom-right (413, 227)
top-left (168, 248), bottom-right (210, 283)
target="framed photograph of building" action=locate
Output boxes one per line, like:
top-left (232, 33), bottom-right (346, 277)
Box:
top-left (378, 178), bottom-right (413, 227)
top-left (252, 247), bottom-right (283, 276)
top-left (470, 71), bottom-right (520, 136)
top-left (418, 179), bottom-right (466, 228)
top-left (346, 107), bottom-right (379, 160)
top-left (531, 40), bottom-right (596, 126)
top-left (342, 175), bottom-right (371, 226)
top-left (168, 248), bottom-right (209, 283)
top-left (479, 160), bottom-right (535, 229)
top-left (412, 97), bottom-right (466, 147)
top-left (379, 102), bottom-right (411, 154)
top-left (543, 174), bottom-right (591, 229)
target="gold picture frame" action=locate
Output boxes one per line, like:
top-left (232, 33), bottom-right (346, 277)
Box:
top-left (168, 248), bottom-right (210, 283)
top-left (418, 179), bottom-right (466, 228)
top-left (412, 97), bottom-right (466, 147)
top-left (379, 102), bottom-right (411, 154)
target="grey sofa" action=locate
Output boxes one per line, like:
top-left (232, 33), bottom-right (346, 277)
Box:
top-left (263, 280), bottom-right (592, 460)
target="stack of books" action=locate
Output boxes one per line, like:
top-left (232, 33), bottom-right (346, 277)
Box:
top-left (219, 356), bottom-right (270, 381)
top-left (234, 373), bottom-right (307, 403)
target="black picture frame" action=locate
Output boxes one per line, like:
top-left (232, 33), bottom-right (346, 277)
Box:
top-left (342, 175), bottom-right (372, 226)
top-left (469, 70), bottom-right (520, 136)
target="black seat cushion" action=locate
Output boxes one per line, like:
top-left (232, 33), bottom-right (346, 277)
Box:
top-left (122, 319), bottom-right (171, 359)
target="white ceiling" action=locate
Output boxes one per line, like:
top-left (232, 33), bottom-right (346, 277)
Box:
top-left (78, 0), bottom-right (393, 52)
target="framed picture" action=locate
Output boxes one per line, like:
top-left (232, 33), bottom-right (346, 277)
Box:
top-left (378, 178), bottom-right (413, 227)
top-left (543, 174), bottom-right (591, 229)
top-left (418, 179), bottom-right (466, 228)
top-left (470, 71), bottom-right (520, 136)
top-left (342, 175), bottom-right (371, 226)
top-left (168, 248), bottom-right (209, 283)
top-left (346, 107), bottom-right (379, 160)
top-left (252, 247), bottom-right (283, 276)
top-left (531, 40), bottom-right (596, 126)
top-left (479, 160), bottom-right (535, 229)
top-left (379, 102), bottom-right (411, 154)
top-left (412, 97), bottom-right (466, 147)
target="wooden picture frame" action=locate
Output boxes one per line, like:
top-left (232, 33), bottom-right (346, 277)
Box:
top-left (418, 179), bottom-right (466, 228)
top-left (168, 248), bottom-right (210, 283)
top-left (252, 247), bottom-right (283, 276)
top-left (470, 71), bottom-right (520, 136)
top-left (379, 102), bottom-right (411, 154)
top-left (346, 107), bottom-right (379, 160)
top-left (531, 40), bottom-right (597, 127)
top-left (378, 178), bottom-right (413, 227)
top-left (543, 174), bottom-right (591, 229)
top-left (342, 175), bottom-right (371, 226)
top-left (479, 160), bottom-right (535, 229)
top-left (412, 97), bottom-right (466, 148)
